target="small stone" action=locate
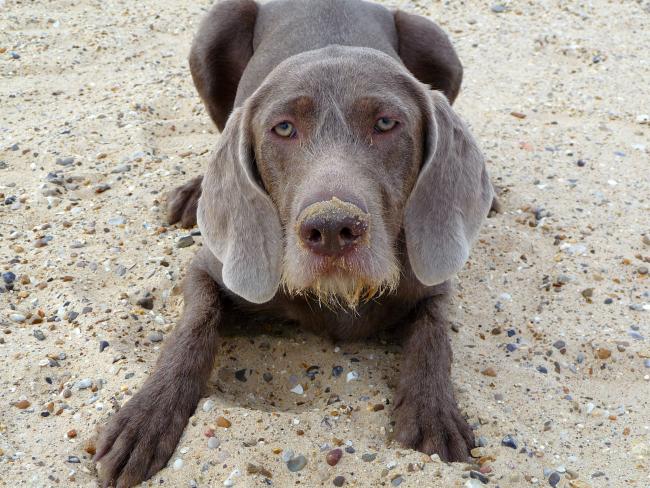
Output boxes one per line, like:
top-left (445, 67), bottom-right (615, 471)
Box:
top-left (33, 329), bottom-right (46, 341)
top-left (290, 384), bottom-right (304, 395)
top-left (263, 372), bottom-right (273, 382)
top-left (99, 340), bottom-right (109, 352)
top-left (67, 455), bottom-right (81, 463)
top-left (326, 448), bottom-right (343, 466)
top-left (107, 215), bottom-right (126, 225)
top-left (2, 271), bottom-right (16, 284)
top-left (470, 470), bottom-right (489, 484)
top-left (176, 235), bottom-right (195, 248)
top-left (56, 157), bottom-right (75, 166)
top-left (94, 183), bottom-right (111, 193)
top-left (286, 454), bottom-right (307, 472)
top-left (10, 313), bottom-right (26, 323)
top-left (332, 365), bottom-right (343, 377)
top-left (638, 266), bottom-right (649, 275)
top-left (203, 399), bottom-right (215, 412)
top-left (173, 458), bottom-right (184, 470)
top-left (491, 4), bottom-right (507, 13)
top-left (15, 399), bottom-right (31, 409)
top-left (137, 296), bottom-right (154, 310)
top-left (346, 371), bottom-right (359, 382)
top-left (537, 365), bottom-right (548, 374)
top-left (333, 475), bottom-right (346, 487)
top-left (501, 434), bottom-right (518, 449)
top-left (581, 288), bottom-right (594, 299)
top-left (67, 429), bottom-right (77, 438)
top-left (246, 463), bottom-right (272, 477)
top-left (596, 348), bottom-right (611, 360)
top-left (391, 475), bottom-right (404, 486)
top-left (235, 369), bottom-right (248, 382)
top-left (362, 453), bottom-right (377, 462)
top-left (553, 340), bottom-right (566, 350)
top-left (548, 472), bottom-right (561, 487)
top-left (481, 367), bottom-right (497, 377)
top-left (148, 331), bottom-right (163, 342)
top-left (208, 437), bottom-right (220, 449)
top-left (216, 416), bottom-right (232, 428)
top-left (465, 480), bottom-right (483, 488)
top-left (76, 378), bottom-right (93, 389)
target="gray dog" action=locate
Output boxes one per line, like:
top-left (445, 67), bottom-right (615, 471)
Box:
top-left (95, 0), bottom-right (495, 485)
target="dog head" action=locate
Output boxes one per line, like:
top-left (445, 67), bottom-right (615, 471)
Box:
top-left (196, 46), bottom-right (493, 306)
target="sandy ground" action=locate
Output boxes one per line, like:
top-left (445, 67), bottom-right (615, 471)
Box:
top-left (1, 0), bottom-right (649, 487)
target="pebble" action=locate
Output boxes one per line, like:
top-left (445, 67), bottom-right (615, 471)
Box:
top-left (216, 416), bottom-right (232, 428)
top-left (176, 235), bottom-right (195, 248)
top-left (67, 456), bottom-right (80, 463)
top-left (263, 372), bottom-right (273, 382)
top-left (203, 399), bottom-right (215, 412)
top-left (391, 475), bottom-right (404, 486)
top-left (235, 369), bottom-right (248, 382)
top-left (465, 480), bottom-right (483, 488)
top-left (99, 340), bottom-right (109, 352)
top-left (481, 367), bottom-right (497, 377)
top-left (148, 331), bottom-right (163, 342)
top-left (56, 157), bottom-right (75, 166)
top-left (332, 365), bottom-right (343, 377)
top-left (207, 437), bottom-right (220, 449)
top-left (33, 329), bottom-right (46, 341)
top-left (286, 454), bottom-right (307, 472)
top-left (290, 384), bottom-right (304, 395)
top-left (76, 378), bottom-right (92, 389)
top-left (15, 399), bottom-right (31, 409)
top-left (346, 371), bottom-right (359, 382)
top-left (596, 348), bottom-right (611, 360)
top-left (362, 453), bottom-right (376, 462)
top-left (470, 470), bottom-right (489, 484)
top-left (548, 472), bottom-right (561, 487)
top-left (2, 271), bottom-right (16, 284)
top-left (552, 340), bottom-right (566, 349)
top-left (10, 313), bottom-right (26, 323)
top-left (501, 434), bottom-right (518, 449)
top-left (107, 216), bottom-right (126, 225)
top-left (491, 4), bottom-right (507, 13)
top-left (326, 448), bottom-right (343, 466)
top-left (333, 475), bottom-right (346, 486)
top-left (137, 296), bottom-right (154, 310)
top-left (173, 458), bottom-right (184, 470)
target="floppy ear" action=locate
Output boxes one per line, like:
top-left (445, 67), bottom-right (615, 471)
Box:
top-left (197, 106), bottom-right (283, 303)
top-left (404, 90), bottom-right (493, 286)
top-left (393, 10), bottom-right (463, 104)
top-left (189, 0), bottom-right (258, 131)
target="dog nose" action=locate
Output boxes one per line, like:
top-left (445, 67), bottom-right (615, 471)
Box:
top-left (298, 199), bottom-right (369, 257)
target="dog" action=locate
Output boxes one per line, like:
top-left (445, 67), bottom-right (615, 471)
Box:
top-left (95, 0), bottom-right (495, 485)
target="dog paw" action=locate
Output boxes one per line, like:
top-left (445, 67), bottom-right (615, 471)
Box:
top-left (95, 390), bottom-right (190, 487)
top-left (167, 176), bottom-right (203, 228)
top-left (393, 394), bottom-right (474, 462)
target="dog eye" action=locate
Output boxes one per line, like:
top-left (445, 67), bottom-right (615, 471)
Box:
top-left (272, 121), bottom-right (295, 138)
top-left (374, 117), bottom-right (398, 132)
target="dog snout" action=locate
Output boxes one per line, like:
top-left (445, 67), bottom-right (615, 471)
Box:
top-left (298, 198), bottom-right (369, 257)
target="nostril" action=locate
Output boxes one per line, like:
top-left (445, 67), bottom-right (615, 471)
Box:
top-left (339, 227), bottom-right (356, 242)
top-left (308, 228), bottom-right (322, 243)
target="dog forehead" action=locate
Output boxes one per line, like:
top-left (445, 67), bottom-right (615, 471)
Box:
top-left (259, 46), bottom-right (413, 101)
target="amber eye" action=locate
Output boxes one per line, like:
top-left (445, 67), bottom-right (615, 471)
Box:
top-left (374, 117), bottom-right (398, 132)
top-left (273, 121), bottom-right (295, 138)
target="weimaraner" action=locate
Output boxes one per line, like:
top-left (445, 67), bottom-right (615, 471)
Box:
top-left (95, 0), bottom-right (495, 485)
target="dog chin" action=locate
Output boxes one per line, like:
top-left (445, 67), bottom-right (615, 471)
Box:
top-left (282, 268), bottom-right (399, 310)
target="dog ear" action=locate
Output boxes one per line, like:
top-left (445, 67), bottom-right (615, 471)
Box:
top-left (189, 0), bottom-right (258, 130)
top-left (393, 10), bottom-right (463, 104)
top-left (404, 90), bottom-right (493, 287)
top-left (197, 106), bottom-right (283, 303)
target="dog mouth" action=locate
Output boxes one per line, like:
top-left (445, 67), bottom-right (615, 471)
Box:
top-left (281, 249), bottom-right (400, 310)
